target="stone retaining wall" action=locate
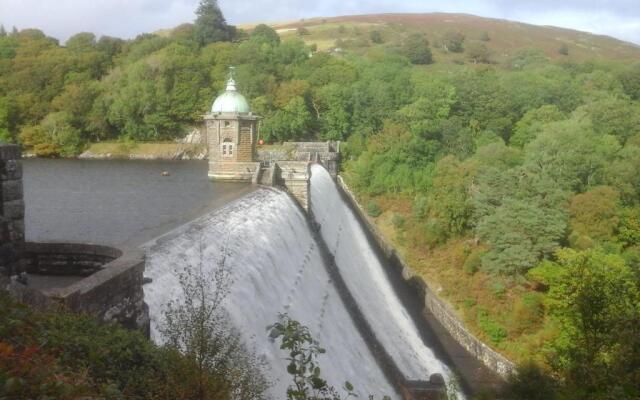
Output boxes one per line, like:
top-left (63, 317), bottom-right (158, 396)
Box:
top-left (23, 242), bottom-right (122, 276)
top-left (336, 176), bottom-right (516, 380)
top-left (0, 144), bottom-right (149, 334)
top-left (25, 243), bottom-right (149, 334)
top-left (0, 144), bottom-right (25, 276)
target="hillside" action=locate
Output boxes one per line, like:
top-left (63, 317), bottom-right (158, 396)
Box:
top-left (2, 5), bottom-right (640, 399)
top-left (242, 13), bottom-right (640, 63)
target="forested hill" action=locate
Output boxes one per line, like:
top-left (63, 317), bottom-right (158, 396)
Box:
top-left (1, 11), bottom-right (640, 157)
top-left (1, 5), bottom-right (639, 398)
top-left (264, 13), bottom-right (640, 63)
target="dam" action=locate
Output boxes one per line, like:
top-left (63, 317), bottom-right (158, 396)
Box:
top-left (2, 72), bottom-right (501, 399)
top-left (142, 166), bottom-right (458, 399)
top-left (4, 150), bottom-right (462, 398)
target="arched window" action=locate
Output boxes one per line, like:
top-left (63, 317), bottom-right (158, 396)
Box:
top-left (221, 138), bottom-right (234, 157)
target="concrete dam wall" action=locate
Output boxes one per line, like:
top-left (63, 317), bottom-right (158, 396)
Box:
top-left (143, 188), bottom-right (399, 398)
top-left (3, 137), bottom-right (498, 399)
top-left (143, 182), bottom-right (459, 399)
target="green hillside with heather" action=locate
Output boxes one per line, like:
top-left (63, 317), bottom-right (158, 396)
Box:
top-left (253, 13), bottom-right (640, 63)
top-left (1, 4), bottom-right (640, 399)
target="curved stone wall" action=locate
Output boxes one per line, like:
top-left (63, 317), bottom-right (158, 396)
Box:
top-left (23, 242), bottom-right (122, 276)
top-left (23, 243), bottom-right (148, 334)
top-left (1, 144), bottom-right (147, 335)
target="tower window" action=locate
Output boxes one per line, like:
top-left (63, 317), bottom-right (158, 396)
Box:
top-left (221, 139), bottom-right (234, 157)
top-left (224, 121), bottom-right (231, 127)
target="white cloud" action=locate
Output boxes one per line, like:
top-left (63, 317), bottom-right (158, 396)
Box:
top-left (0, 0), bottom-right (196, 42)
top-left (0, 0), bottom-right (638, 44)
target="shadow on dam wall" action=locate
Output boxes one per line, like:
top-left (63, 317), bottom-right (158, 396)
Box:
top-left (143, 187), bottom-right (402, 399)
top-left (307, 208), bottom-right (447, 399)
top-left (308, 164), bottom-right (507, 397)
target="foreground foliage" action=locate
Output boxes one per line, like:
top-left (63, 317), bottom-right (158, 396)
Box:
top-left (269, 314), bottom-right (394, 400)
top-left (161, 246), bottom-right (269, 400)
top-left (0, 290), bottom-right (232, 399)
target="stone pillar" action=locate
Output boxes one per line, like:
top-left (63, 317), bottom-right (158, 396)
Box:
top-left (0, 144), bottom-right (25, 277)
top-left (275, 162), bottom-right (311, 211)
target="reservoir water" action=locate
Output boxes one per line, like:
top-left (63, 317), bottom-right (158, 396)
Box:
top-left (23, 159), bottom-right (254, 247)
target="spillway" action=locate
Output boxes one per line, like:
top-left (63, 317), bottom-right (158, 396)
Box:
top-left (143, 188), bottom-right (398, 399)
top-left (309, 165), bottom-right (454, 382)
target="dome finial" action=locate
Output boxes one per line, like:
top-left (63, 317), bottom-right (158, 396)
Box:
top-left (226, 66), bottom-right (237, 91)
top-left (211, 65), bottom-right (251, 113)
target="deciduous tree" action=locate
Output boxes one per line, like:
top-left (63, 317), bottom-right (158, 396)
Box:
top-left (251, 24), bottom-right (280, 46)
top-left (401, 33), bottom-right (433, 65)
top-left (466, 42), bottom-right (490, 64)
top-left (548, 248), bottom-right (640, 399)
top-left (441, 31), bottom-right (465, 53)
top-left (568, 186), bottom-right (620, 247)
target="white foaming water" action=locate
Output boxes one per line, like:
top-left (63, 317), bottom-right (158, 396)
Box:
top-left (310, 164), bottom-right (452, 382)
top-left (143, 188), bottom-right (397, 399)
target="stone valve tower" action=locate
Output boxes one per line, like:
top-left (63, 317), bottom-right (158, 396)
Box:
top-left (205, 67), bottom-right (261, 181)
top-left (204, 67), bottom-right (340, 211)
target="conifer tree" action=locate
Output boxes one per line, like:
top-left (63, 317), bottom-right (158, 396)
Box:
top-left (0, 25), bottom-right (6, 37)
top-left (193, 0), bottom-right (233, 46)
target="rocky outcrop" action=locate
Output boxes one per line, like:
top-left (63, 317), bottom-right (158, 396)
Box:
top-left (78, 144), bottom-right (207, 160)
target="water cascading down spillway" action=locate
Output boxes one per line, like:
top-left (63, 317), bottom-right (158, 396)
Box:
top-left (143, 166), bottom-right (461, 399)
top-left (309, 165), bottom-right (458, 388)
top-left (143, 188), bottom-right (397, 398)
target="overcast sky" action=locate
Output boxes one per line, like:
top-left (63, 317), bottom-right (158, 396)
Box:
top-left (1, 0), bottom-right (639, 45)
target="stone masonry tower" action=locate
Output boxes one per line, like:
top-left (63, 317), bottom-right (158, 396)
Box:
top-left (205, 67), bottom-right (261, 181)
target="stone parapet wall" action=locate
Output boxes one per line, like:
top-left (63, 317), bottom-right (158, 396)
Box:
top-left (275, 161), bottom-right (311, 211)
top-left (257, 148), bottom-right (293, 163)
top-left (5, 244), bottom-right (149, 334)
top-left (283, 141), bottom-right (336, 153)
top-left (0, 144), bottom-right (25, 276)
top-left (60, 249), bottom-right (148, 333)
top-left (336, 176), bottom-right (516, 381)
top-left (208, 161), bottom-right (260, 181)
top-left (23, 242), bottom-right (123, 276)
top-left (30, 244), bottom-right (149, 333)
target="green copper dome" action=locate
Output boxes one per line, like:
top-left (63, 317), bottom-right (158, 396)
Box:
top-left (211, 77), bottom-right (251, 114)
